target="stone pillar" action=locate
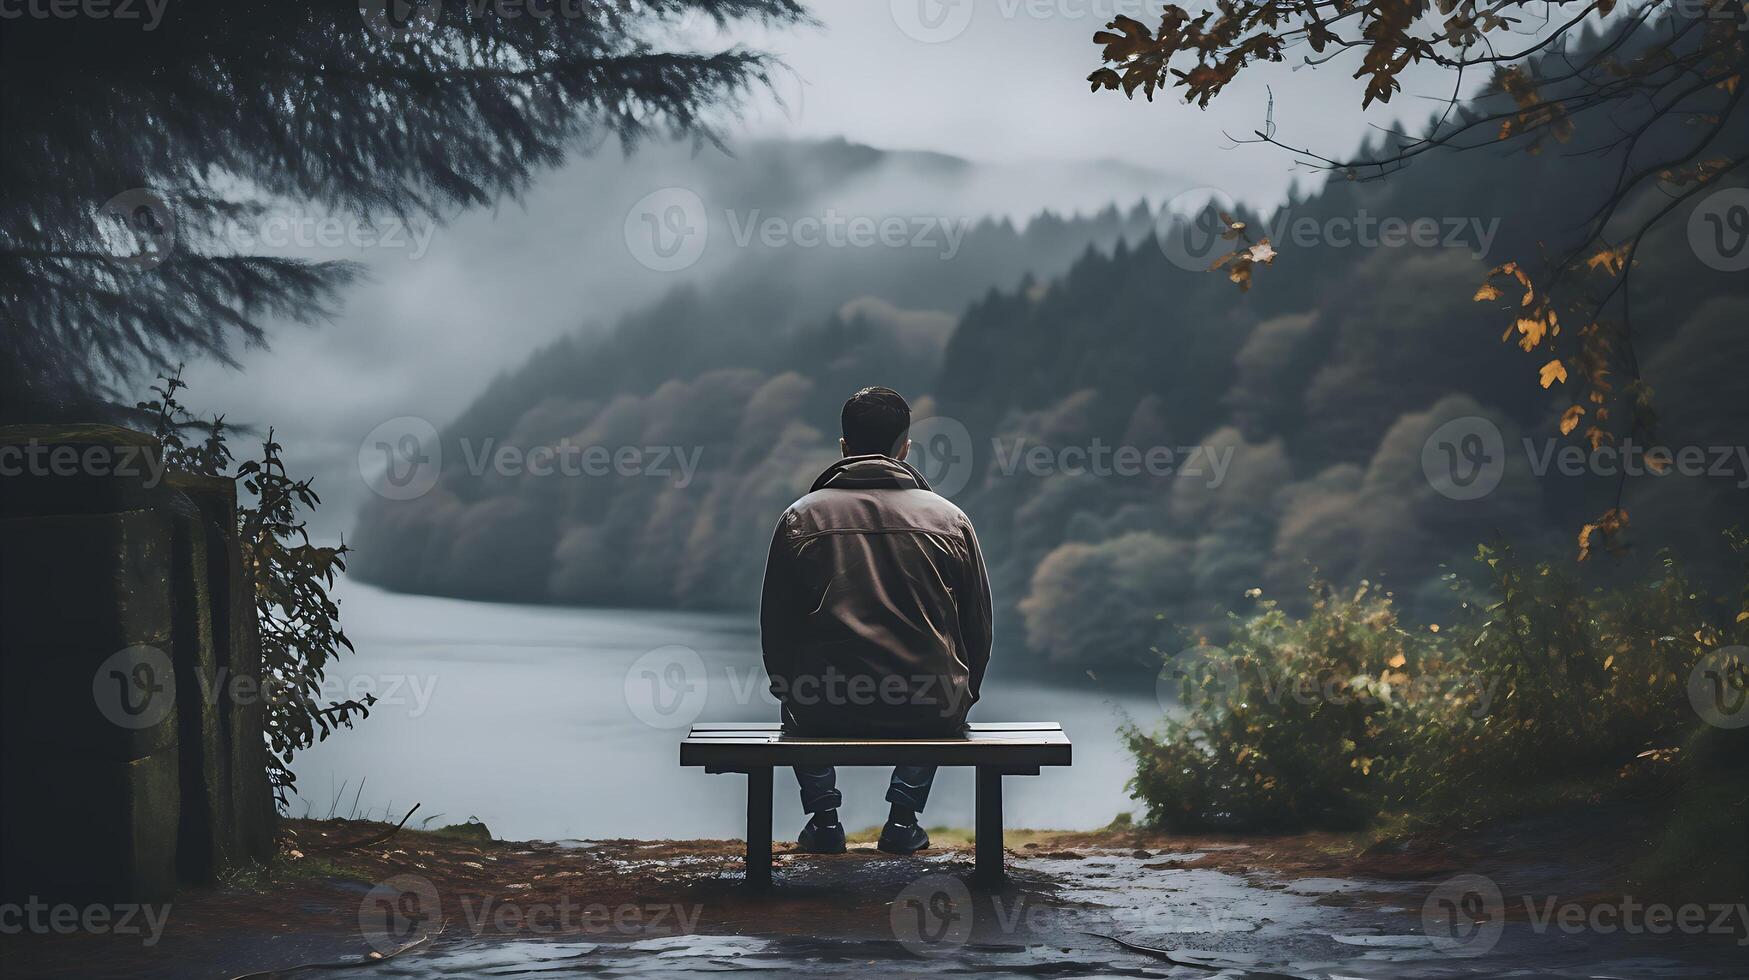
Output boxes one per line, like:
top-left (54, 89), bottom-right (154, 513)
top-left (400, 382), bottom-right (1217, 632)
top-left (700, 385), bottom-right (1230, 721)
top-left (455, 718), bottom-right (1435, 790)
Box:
top-left (0, 505), bottom-right (182, 903)
top-left (166, 472), bottom-right (275, 867)
top-left (0, 424), bottom-right (274, 902)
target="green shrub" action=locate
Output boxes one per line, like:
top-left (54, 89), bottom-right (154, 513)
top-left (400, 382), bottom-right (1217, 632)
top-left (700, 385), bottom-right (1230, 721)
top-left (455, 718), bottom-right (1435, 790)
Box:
top-left (1634, 725), bottom-right (1749, 905)
top-left (143, 368), bottom-right (367, 808)
top-left (1127, 581), bottom-right (1422, 831)
top-left (1127, 535), bottom-right (1748, 833)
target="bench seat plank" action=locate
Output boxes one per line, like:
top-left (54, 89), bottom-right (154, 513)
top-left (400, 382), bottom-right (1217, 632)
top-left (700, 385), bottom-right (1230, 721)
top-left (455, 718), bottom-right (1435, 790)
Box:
top-left (682, 732), bottom-right (1069, 744)
top-left (687, 721), bottom-right (1064, 733)
top-left (680, 723), bottom-right (1071, 768)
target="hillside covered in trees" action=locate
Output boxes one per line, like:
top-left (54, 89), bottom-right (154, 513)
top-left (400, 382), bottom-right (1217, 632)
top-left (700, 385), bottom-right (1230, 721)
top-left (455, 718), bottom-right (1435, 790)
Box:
top-left (351, 49), bottom-right (1749, 676)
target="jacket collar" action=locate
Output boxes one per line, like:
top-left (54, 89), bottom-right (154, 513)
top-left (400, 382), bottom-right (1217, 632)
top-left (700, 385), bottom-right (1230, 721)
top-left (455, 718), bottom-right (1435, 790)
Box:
top-left (809, 454), bottom-right (935, 493)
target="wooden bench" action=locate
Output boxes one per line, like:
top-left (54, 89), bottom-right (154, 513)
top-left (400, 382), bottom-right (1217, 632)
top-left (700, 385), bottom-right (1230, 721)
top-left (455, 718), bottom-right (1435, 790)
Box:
top-left (679, 722), bottom-right (1071, 887)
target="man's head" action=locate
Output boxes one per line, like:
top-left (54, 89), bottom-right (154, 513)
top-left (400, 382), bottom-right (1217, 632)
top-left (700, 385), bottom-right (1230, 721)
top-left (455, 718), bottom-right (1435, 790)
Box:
top-left (840, 386), bottom-right (911, 459)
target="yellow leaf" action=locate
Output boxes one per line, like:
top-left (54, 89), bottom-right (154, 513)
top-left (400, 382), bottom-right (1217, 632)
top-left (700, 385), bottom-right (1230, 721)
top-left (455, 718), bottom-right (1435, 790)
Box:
top-left (1559, 404), bottom-right (1585, 435)
top-left (1539, 359), bottom-right (1568, 388)
top-left (1736, 611), bottom-right (1748, 623)
top-left (1473, 283), bottom-right (1502, 302)
top-left (1388, 653), bottom-right (1408, 668)
top-left (1516, 316), bottom-right (1548, 351)
top-left (1586, 244), bottom-right (1630, 276)
top-left (1579, 507), bottom-right (1628, 560)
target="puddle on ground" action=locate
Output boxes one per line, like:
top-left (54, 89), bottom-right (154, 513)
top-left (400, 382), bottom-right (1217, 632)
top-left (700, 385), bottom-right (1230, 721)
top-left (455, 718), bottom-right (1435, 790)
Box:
top-left (319, 850), bottom-right (1747, 980)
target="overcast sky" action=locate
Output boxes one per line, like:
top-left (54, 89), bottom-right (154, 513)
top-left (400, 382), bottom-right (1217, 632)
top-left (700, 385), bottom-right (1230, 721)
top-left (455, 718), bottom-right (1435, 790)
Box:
top-left (722, 0), bottom-right (1501, 204)
top-left (181, 1), bottom-right (1522, 541)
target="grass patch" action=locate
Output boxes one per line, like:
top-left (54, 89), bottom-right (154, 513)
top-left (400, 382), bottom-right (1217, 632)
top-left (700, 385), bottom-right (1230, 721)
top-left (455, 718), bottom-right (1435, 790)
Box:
top-left (428, 819), bottom-right (493, 841)
top-left (217, 852), bottom-right (369, 893)
top-left (1633, 727), bottom-right (1749, 905)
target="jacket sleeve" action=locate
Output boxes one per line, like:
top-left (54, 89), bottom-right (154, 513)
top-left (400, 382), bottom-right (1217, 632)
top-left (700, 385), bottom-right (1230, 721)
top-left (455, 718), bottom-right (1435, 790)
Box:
top-left (960, 519), bottom-right (994, 704)
top-left (760, 515), bottom-right (801, 701)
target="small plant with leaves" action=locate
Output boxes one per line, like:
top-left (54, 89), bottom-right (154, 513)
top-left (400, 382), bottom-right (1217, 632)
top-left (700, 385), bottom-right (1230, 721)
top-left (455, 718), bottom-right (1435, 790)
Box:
top-left (137, 365), bottom-right (232, 477)
top-left (143, 370), bottom-right (371, 808)
top-left (237, 429), bottom-right (372, 806)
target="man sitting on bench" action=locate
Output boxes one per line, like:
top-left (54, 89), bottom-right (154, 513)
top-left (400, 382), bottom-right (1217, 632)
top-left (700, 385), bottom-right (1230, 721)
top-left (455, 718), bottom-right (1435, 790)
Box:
top-left (759, 386), bottom-right (993, 856)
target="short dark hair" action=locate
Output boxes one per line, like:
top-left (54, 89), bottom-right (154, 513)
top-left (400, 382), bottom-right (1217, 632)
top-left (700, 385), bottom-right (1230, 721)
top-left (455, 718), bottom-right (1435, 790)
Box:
top-left (841, 387), bottom-right (911, 456)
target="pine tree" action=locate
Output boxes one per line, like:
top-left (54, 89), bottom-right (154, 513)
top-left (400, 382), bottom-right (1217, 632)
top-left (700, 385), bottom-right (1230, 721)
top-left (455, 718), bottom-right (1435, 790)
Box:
top-left (0, 0), bottom-right (805, 419)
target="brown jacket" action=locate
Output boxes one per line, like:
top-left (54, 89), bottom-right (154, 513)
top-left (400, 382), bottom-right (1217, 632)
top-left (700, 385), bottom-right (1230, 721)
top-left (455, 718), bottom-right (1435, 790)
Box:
top-left (760, 455), bottom-right (993, 736)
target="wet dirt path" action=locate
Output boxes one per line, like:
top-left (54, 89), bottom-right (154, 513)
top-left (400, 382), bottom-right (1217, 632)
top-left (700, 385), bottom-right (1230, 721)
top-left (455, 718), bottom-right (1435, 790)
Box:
top-left (353, 844), bottom-right (1745, 979)
top-left (9, 817), bottom-right (1744, 979)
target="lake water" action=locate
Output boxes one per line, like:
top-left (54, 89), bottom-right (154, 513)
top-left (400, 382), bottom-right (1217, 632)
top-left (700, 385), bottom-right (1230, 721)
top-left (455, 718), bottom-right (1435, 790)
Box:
top-left (292, 580), bottom-right (1164, 841)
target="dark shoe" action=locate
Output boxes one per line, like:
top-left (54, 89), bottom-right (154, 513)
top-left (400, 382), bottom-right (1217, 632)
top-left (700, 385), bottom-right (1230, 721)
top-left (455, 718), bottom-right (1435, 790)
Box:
top-left (797, 814), bottom-right (846, 854)
top-left (877, 819), bottom-right (930, 855)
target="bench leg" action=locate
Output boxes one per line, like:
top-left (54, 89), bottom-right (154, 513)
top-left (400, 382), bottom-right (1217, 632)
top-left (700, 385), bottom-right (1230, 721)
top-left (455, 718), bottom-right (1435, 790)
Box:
top-left (974, 765), bottom-right (1004, 887)
top-left (746, 766), bottom-right (773, 888)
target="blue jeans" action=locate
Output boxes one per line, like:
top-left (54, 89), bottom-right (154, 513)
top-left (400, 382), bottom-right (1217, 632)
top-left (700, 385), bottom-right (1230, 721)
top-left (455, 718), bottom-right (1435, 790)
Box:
top-left (794, 765), bottom-right (937, 815)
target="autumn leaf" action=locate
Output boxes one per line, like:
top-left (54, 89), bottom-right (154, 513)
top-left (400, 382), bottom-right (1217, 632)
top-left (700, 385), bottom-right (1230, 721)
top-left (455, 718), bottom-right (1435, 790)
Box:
top-left (1247, 239), bottom-right (1277, 264)
top-left (1444, 11), bottom-right (1479, 47)
top-left (1586, 244), bottom-right (1630, 276)
top-left (1211, 248), bottom-right (1261, 290)
top-left (1480, 261), bottom-right (1535, 307)
top-left (1559, 404), bottom-right (1584, 435)
top-left (1539, 359), bottom-right (1568, 388)
top-left (1473, 283), bottom-right (1502, 302)
top-left (1090, 15), bottom-right (1154, 60)
top-left (1516, 315), bottom-right (1548, 351)
top-left (1087, 67), bottom-right (1123, 92)
top-left (1578, 507), bottom-right (1629, 561)
top-left (1578, 523), bottom-right (1599, 561)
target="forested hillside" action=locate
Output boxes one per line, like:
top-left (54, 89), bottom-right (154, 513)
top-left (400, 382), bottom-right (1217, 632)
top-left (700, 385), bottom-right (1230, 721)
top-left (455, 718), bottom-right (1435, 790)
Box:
top-left (352, 55), bottom-right (1749, 675)
top-left (349, 181), bottom-right (1159, 609)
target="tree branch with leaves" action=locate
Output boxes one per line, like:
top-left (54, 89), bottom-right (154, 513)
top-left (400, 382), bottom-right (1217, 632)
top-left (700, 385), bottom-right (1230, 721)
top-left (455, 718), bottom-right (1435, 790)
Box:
top-left (1090, 0), bottom-right (1748, 558)
top-left (2, 0), bottom-right (807, 419)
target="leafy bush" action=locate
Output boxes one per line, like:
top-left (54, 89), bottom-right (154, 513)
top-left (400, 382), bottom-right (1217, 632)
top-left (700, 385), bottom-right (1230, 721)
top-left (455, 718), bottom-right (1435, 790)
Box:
top-left (142, 369), bottom-right (370, 807)
top-left (1634, 725), bottom-right (1749, 905)
top-left (1128, 535), bottom-right (1749, 832)
top-left (1129, 581), bottom-right (1424, 832)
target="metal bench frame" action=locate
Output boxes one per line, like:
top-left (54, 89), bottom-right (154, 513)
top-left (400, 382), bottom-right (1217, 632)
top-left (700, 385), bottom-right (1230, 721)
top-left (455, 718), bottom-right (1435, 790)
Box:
top-left (679, 722), bottom-right (1071, 887)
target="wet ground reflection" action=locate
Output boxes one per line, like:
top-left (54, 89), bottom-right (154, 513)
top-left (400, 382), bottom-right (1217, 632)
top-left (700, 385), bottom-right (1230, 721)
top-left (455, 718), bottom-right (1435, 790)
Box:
top-left (334, 849), bottom-right (1747, 980)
